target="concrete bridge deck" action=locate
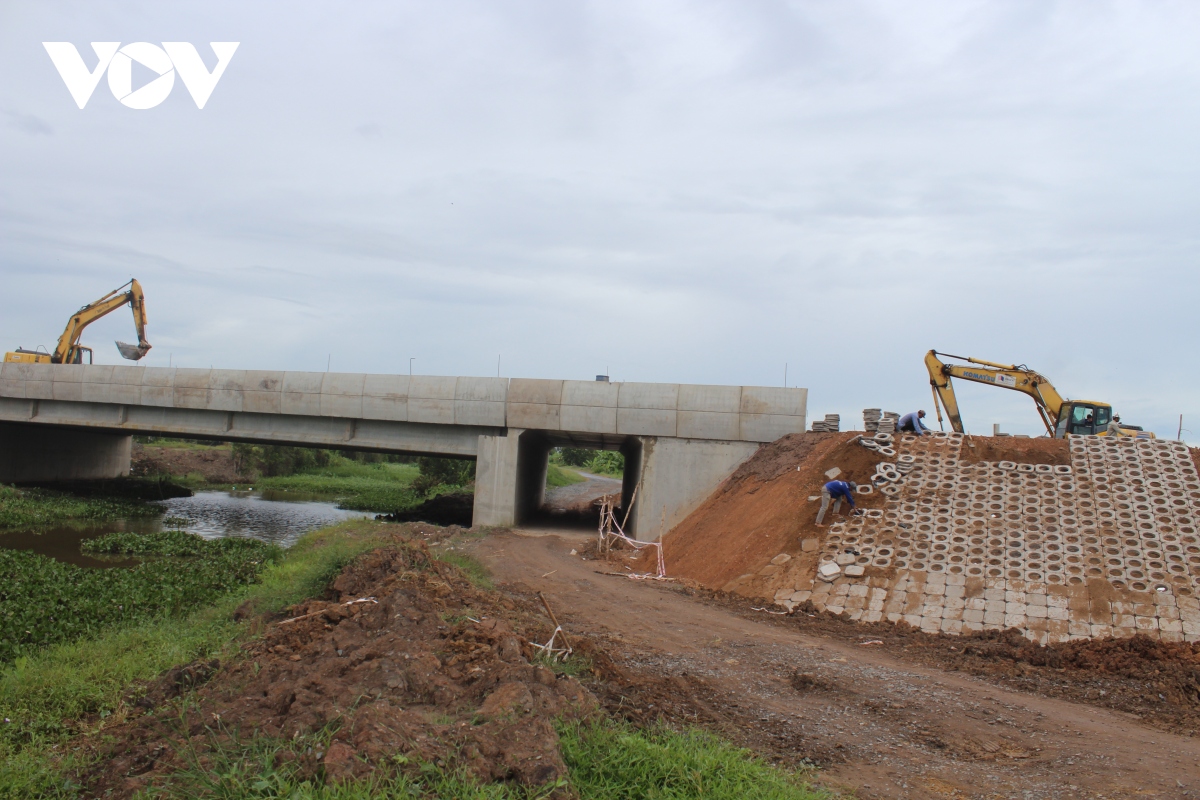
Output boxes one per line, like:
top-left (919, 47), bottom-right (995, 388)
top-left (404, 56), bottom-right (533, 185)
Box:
top-left (0, 364), bottom-right (807, 534)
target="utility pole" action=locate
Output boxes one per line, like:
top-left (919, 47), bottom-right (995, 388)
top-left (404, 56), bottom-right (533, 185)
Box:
top-left (409, 357), bottom-right (415, 377)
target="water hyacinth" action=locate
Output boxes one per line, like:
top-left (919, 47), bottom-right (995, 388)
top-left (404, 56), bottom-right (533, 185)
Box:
top-left (0, 531), bottom-right (279, 664)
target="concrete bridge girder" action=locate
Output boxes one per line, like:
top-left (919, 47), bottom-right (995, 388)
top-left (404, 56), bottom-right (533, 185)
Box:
top-left (0, 365), bottom-right (807, 537)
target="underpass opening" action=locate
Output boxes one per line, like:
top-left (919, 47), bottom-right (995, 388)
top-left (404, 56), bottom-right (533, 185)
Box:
top-left (519, 432), bottom-right (641, 531)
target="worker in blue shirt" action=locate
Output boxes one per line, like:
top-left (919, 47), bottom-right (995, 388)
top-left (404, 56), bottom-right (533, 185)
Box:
top-left (898, 410), bottom-right (930, 435)
top-left (816, 479), bottom-right (857, 526)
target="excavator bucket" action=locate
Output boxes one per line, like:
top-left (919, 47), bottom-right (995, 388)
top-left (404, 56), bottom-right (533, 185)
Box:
top-left (115, 341), bottom-right (151, 361)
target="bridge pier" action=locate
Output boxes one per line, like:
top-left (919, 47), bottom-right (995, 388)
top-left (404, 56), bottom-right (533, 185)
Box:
top-left (0, 421), bottom-right (131, 483)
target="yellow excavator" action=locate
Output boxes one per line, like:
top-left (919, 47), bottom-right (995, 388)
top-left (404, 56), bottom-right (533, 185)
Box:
top-left (924, 350), bottom-right (1152, 438)
top-left (4, 279), bottom-right (151, 365)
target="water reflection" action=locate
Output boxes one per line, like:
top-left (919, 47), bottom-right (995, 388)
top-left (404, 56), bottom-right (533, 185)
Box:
top-left (158, 491), bottom-right (372, 546)
top-left (0, 491), bottom-right (373, 566)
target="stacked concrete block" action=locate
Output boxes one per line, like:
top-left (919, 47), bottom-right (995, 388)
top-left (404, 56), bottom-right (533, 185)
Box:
top-left (811, 414), bottom-right (840, 433)
top-left (862, 409), bottom-right (899, 434)
top-left (796, 432), bottom-right (1200, 644)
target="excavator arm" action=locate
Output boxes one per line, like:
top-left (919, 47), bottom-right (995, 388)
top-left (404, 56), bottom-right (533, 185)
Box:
top-left (53, 279), bottom-right (151, 364)
top-left (925, 350), bottom-right (1065, 436)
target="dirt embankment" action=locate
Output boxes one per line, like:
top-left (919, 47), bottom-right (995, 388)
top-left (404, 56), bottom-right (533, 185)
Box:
top-left (131, 443), bottom-right (249, 483)
top-left (84, 529), bottom-right (598, 797)
top-left (652, 432), bottom-right (885, 590)
top-left (656, 432), bottom-right (1085, 595)
top-left (959, 435), bottom-right (1069, 465)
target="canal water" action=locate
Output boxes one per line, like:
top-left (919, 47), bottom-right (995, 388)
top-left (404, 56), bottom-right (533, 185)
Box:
top-left (0, 491), bottom-right (374, 568)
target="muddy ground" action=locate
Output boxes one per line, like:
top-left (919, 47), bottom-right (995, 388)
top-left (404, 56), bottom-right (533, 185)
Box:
top-left (83, 524), bottom-right (597, 798)
top-left (131, 443), bottom-right (248, 483)
top-left (474, 527), bottom-right (1200, 799)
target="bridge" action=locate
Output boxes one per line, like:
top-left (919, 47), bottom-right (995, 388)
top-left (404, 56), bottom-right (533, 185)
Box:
top-left (0, 364), bottom-right (807, 535)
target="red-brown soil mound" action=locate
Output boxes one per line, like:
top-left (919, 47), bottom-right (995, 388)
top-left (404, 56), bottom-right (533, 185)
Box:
top-left (654, 432), bottom-right (885, 590)
top-left (83, 535), bottom-right (597, 797)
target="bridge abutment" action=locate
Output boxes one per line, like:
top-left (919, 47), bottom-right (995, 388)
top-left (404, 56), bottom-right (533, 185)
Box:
top-left (0, 421), bottom-right (131, 483)
top-left (627, 437), bottom-right (758, 539)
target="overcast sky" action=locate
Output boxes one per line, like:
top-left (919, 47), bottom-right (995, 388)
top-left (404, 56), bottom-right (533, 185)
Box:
top-left (2, 1), bottom-right (1199, 438)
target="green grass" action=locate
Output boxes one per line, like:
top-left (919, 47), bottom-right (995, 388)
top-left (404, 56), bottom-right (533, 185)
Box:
top-left (545, 464), bottom-right (585, 488)
top-left (560, 719), bottom-right (824, 800)
top-left (254, 461), bottom-right (425, 513)
top-left (0, 484), bottom-right (160, 531)
top-left (0, 520), bottom-right (394, 798)
top-left (129, 717), bottom-right (823, 800)
top-left (433, 549), bottom-right (494, 590)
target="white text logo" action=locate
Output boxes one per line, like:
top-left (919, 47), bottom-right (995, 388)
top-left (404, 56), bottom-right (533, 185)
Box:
top-left (43, 42), bottom-right (239, 109)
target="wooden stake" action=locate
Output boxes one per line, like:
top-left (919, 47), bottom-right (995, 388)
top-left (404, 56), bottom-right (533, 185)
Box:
top-left (536, 591), bottom-right (572, 653)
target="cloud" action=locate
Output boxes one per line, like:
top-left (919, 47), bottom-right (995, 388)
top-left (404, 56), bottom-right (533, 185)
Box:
top-left (4, 110), bottom-right (52, 135)
top-left (1, 1), bottom-right (1199, 438)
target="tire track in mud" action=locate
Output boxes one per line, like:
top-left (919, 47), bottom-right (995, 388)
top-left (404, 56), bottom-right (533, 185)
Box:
top-left (472, 528), bottom-right (1200, 799)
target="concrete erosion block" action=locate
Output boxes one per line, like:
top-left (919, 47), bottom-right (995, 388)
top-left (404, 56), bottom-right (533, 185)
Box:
top-left (844, 564), bottom-right (866, 577)
top-left (801, 538), bottom-right (820, 552)
top-left (818, 562), bottom-right (841, 579)
top-left (770, 553), bottom-right (792, 566)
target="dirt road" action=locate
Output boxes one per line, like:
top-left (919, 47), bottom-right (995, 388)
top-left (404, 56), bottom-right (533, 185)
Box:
top-left (543, 471), bottom-right (621, 515)
top-left (468, 528), bottom-right (1200, 800)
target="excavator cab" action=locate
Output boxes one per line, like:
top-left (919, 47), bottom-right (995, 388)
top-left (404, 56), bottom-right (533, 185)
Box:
top-left (1053, 402), bottom-right (1112, 438)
